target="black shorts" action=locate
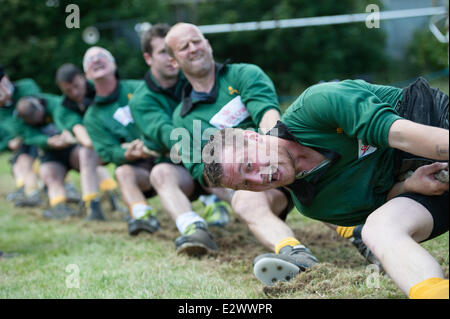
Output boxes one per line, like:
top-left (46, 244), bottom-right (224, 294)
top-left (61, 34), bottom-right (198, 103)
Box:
top-left (39, 145), bottom-right (77, 169)
top-left (395, 191), bottom-right (449, 241)
top-left (128, 158), bottom-right (157, 199)
top-left (9, 144), bottom-right (38, 165)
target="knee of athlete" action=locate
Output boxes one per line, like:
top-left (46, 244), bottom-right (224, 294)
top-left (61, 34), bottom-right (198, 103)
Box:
top-left (361, 215), bottom-right (388, 256)
top-left (115, 165), bottom-right (135, 184)
top-left (15, 154), bottom-right (33, 169)
top-left (40, 168), bottom-right (62, 186)
top-left (231, 194), bottom-right (259, 222)
top-left (149, 164), bottom-right (173, 189)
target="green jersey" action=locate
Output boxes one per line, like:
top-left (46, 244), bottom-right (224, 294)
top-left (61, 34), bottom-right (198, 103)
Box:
top-left (15, 93), bottom-right (67, 149)
top-left (0, 78), bottom-right (41, 150)
top-left (57, 81), bottom-right (96, 132)
top-left (83, 80), bottom-right (143, 165)
top-left (173, 62), bottom-right (281, 184)
top-left (129, 70), bottom-right (187, 155)
top-left (279, 79), bottom-right (403, 226)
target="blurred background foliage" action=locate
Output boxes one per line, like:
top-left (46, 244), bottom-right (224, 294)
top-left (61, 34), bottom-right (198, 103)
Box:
top-left (0, 0), bottom-right (447, 96)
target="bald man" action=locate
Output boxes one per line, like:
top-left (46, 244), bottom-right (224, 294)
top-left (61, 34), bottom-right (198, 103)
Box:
top-left (82, 46), bottom-right (160, 235)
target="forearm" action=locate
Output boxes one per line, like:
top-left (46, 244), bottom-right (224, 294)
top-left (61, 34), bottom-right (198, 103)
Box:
top-left (388, 119), bottom-right (449, 160)
top-left (73, 124), bottom-right (93, 148)
top-left (386, 181), bottom-right (407, 201)
top-left (258, 109), bottom-right (280, 134)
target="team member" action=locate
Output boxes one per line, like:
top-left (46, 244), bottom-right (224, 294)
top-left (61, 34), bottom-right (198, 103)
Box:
top-left (129, 23), bottom-right (231, 256)
top-left (164, 23), bottom-right (323, 263)
top-left (55, 63), bottom-right (126, 218)
top-left (15, 93), bottom-right (104, 219)
top-left (82, 46), bottom-right (159, 235)
top-left (0, 64), bottom-right (41, 206)
top-left (203, 78), bottom-right (449, 298)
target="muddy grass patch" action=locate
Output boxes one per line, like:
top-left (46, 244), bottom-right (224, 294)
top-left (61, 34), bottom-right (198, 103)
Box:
top-left (262, 262), bottom-right (371, 298)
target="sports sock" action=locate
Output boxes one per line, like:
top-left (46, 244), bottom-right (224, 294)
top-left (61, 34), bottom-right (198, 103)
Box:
top-left (32, 159), bottom-right (40, 174)
top-left (99, 178), bottom-right (118, 192)
top-left (130, 202), bottom-right (152, 219)
top-left (336, 226), bottom-right (356, 239)
top-left (409, 277), bottom-right (449, 299)
top-left (175, 211), bottom-right (206, 235)
top-left (15, 178), bottom-right (24, 189)
top-left (82, 192), bottom-right (99, 208)
top-left (275, 237), bottom-right (301, 254)
top-left (49, 195), bottom-right (66, 207)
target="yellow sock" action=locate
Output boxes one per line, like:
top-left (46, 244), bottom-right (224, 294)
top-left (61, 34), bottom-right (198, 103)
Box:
top-left (275, 237), bottom-right (301, 254)
top-left (15, 178), bottom-right (24, 188)
top-left (49, 195), bottom-right (66, 207)
top-left (82, 193), bottom-right (98, 208)
top-left (336, 226), bottom-right (356, 239)
top-left (33, 159), bottom-right (40, 174)
top-left (409, 278), bottom-right (449, 299)
top-left (99, 178), bottom-right (117, 192)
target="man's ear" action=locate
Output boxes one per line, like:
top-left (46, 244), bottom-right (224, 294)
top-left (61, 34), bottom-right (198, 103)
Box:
top-left (206, 39), bottom-right (213, 55)
top-left (143, 52), bottom-right (152, 67)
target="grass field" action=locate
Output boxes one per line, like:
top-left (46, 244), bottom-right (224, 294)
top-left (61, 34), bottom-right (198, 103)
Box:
top-left (0, 78), bottom-right (448, 299)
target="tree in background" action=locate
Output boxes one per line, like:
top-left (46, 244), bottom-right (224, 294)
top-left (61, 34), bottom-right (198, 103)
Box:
top-left (1, 0), bottom-right (391, 95)
top-left (407, 28), bottom-right (448, 74)
top-left (0, 0), bottom-right (171, 93)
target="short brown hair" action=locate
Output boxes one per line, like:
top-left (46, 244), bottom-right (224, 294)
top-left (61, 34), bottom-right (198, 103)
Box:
top-left (203, 128), bottom-right (246, 187)
top-left (141, 23), bottom-right (171, 55)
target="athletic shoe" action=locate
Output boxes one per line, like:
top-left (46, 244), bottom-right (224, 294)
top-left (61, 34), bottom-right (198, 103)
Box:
top-left (14, 190), bottom-right (43, 207)
top-left (203, 201), bottom-right (231, 228)
top-left (86, 198), bottom-right (106, 221)
top-left (128, 215), bottom-right (160, 236)
top-left (349, 225), bottom-right (382, 269)
top-left (6, 186), bottom-right (25, 202)
top-left (64, 183), bottom-right (82, 203)
top-left (43, 203), bottom-right (80, 219)
top-left (0, 250), bottom-right (19, 259)
top-left (253, 245), bottom-right (318, 286)
top-left (175, 222), bottom-right (218, 256)
top-left (104, 190), bottom-right (128, 214)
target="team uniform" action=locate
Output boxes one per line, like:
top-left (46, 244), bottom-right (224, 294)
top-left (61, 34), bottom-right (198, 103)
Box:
top-left (274, 78), bottom-right (448, 239)
top-left (173, 62), bottom-right (281, 182)
top-left (58, 81), bottom-right (96, 133)
top-left (83, 79), bottom-right (144, 166)
top-left (0, 79), bottom-right (41, 163)
top-left (15, 93), bottom-right (77, 167)
top-left (129, 70), bottom-right (187, 157)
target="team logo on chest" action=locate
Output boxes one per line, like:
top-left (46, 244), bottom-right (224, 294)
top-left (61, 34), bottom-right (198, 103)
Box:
top-left (358, 139), bottom-right (377, 159)
top-left (209, 95), bottom-right (249, 130)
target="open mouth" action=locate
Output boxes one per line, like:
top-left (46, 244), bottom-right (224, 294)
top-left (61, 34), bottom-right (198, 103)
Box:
top-left (266, 167), bottom-right (280, 184)
top-left (93, 64), bottom-right (105, 72)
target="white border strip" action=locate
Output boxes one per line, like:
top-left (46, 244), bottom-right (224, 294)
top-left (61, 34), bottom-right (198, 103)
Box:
top-left (198, 7), bottom-right (448, 34)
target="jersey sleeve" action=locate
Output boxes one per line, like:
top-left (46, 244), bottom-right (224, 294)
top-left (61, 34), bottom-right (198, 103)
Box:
top-left (234, 64), bottom-right (281, 127)
top-left (297, 81), bottom-right (403, 148)
top-left (83, 109), bottom-right (127, 165)
top-left (129, 86), bottom-right (175, 153)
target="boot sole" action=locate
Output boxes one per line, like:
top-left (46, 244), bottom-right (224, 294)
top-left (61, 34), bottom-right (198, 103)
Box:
top-left (253, 257), bottom-right (300, 286)
top-left (176, 242), bottom-right (217, 257)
